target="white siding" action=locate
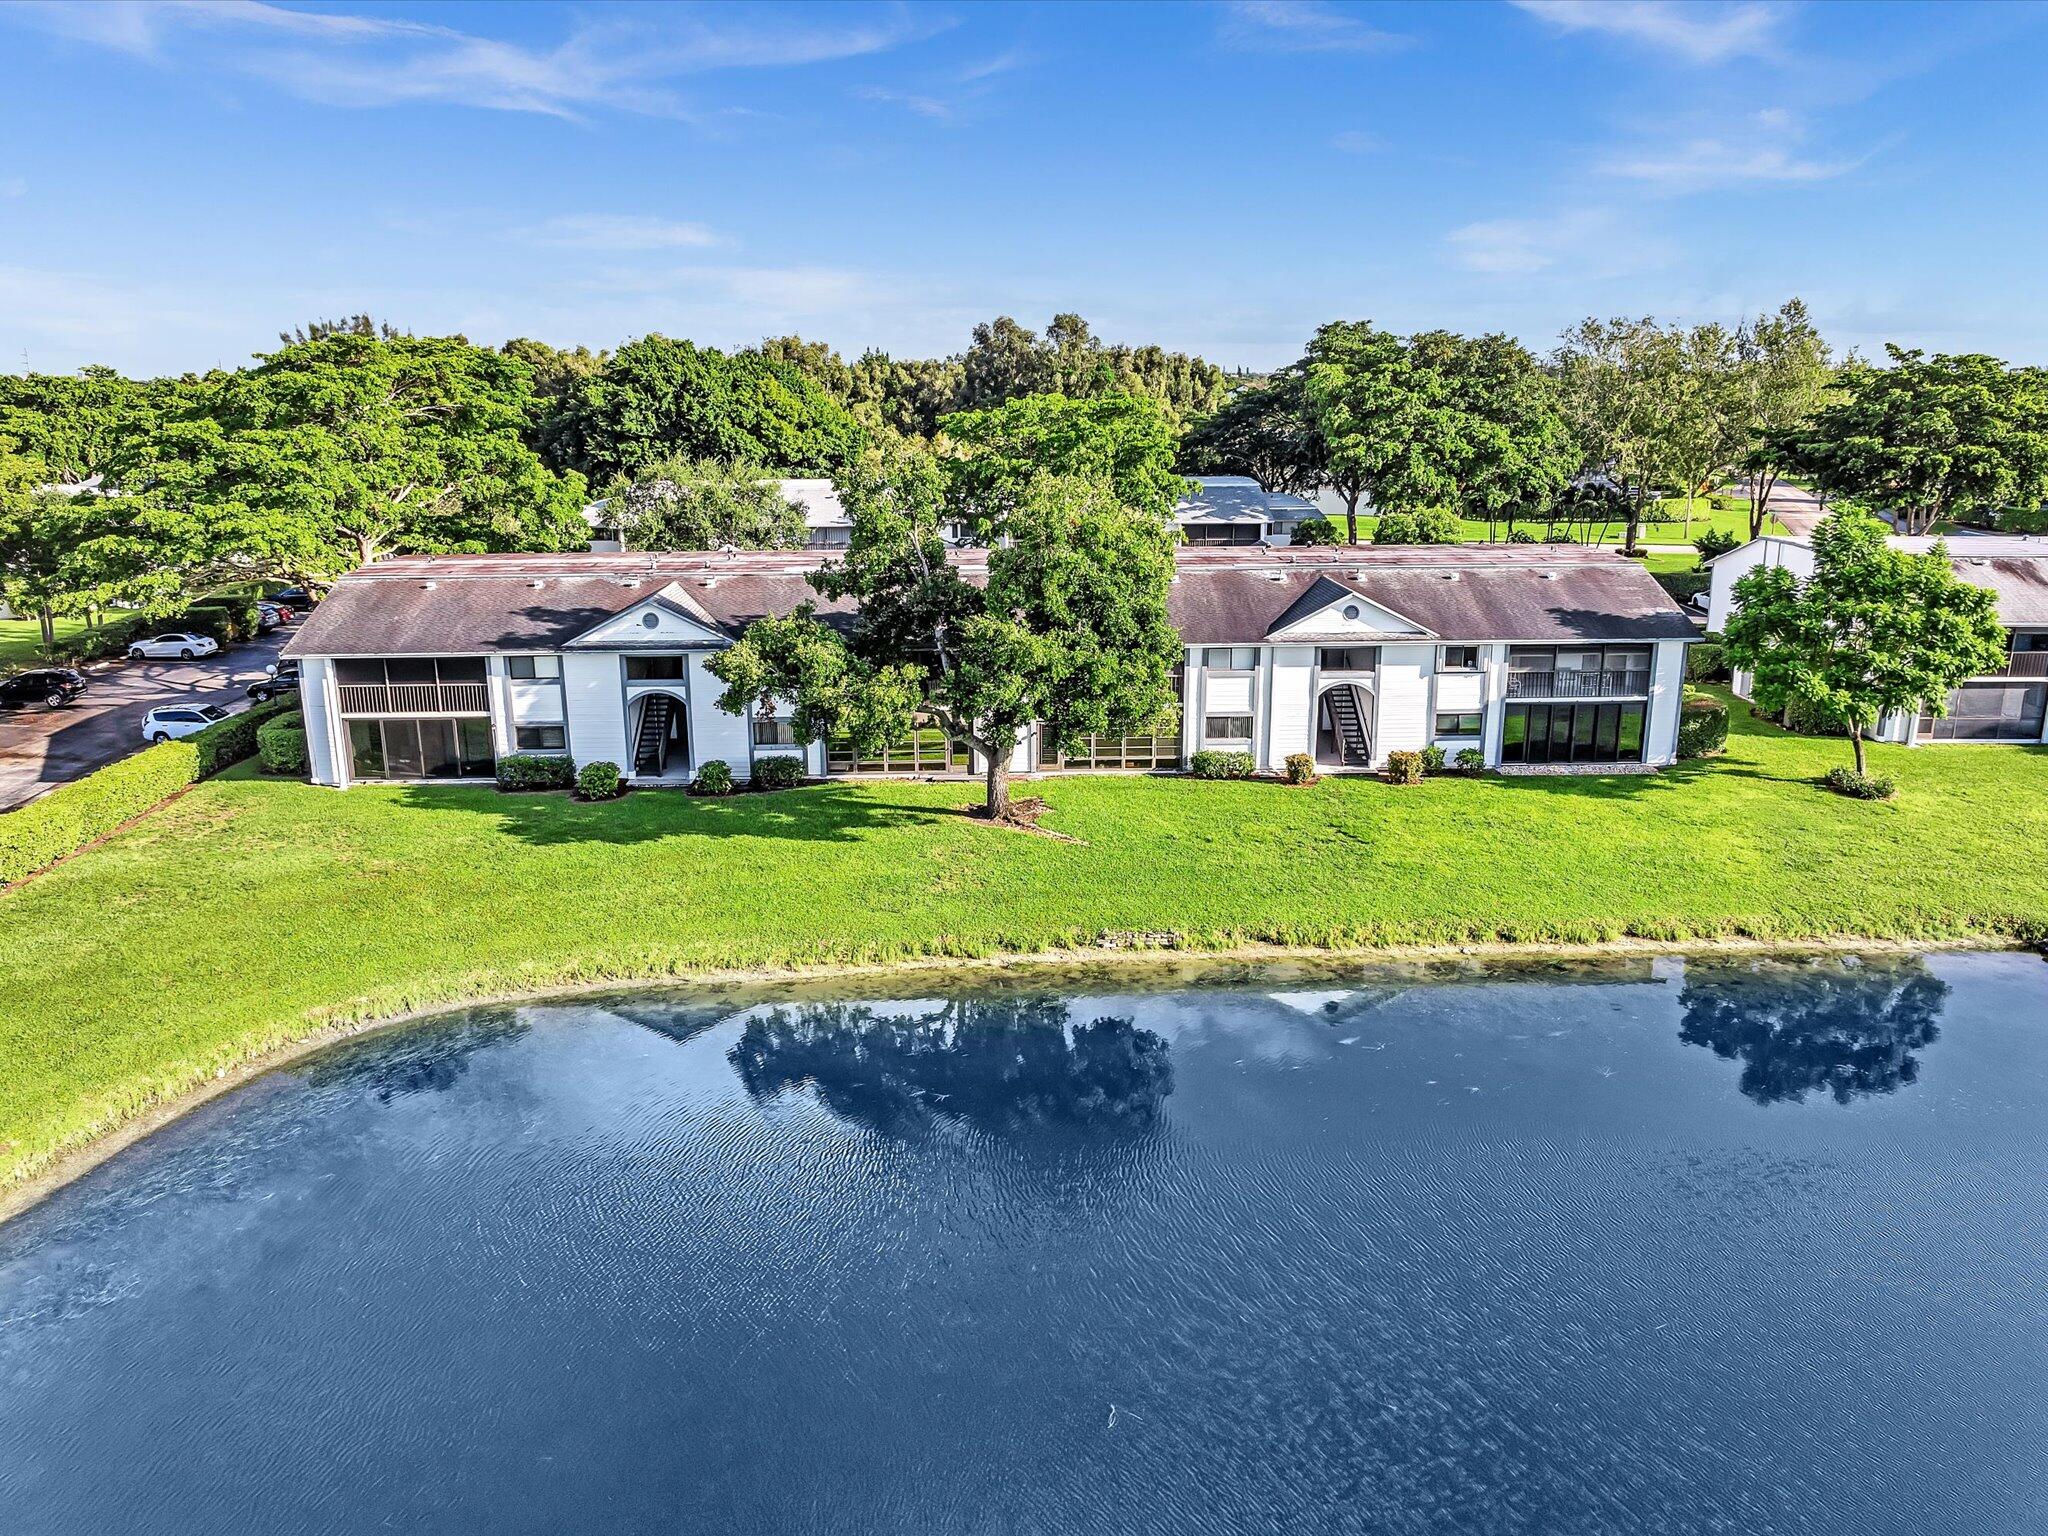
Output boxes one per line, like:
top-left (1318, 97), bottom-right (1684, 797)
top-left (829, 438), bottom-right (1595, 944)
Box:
top-left (688, 653), bottom-right (749, 776)
top-left (300, 656), bottom-right (341, 787)
top-left (562, 652), bottom-right (627, 768)
top-left (1267, 647), bottom-right (1313, 768)
top-left (1205, 674), bottom-right (1254, 714)
top-left (1375, 643), bottom-right (1432, 761)
top-left (1645, 640), bottom-right (1688, 765)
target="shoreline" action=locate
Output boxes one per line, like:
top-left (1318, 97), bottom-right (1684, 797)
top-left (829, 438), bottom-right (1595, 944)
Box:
top-left (3, 930), bottom-right (2036, 1228)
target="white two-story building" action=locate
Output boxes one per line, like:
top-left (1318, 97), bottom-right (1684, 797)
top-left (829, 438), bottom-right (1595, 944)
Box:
top-left (282, 545), bottom-right (1698, 788)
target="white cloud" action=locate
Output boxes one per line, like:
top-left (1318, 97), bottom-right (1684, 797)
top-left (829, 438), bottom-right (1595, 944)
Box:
top-left (1445, 209), bottom-right (1674, 278)
top-left (5, 1), bottom-right (947, 120)
top-left (521, 215), bottom-right (723, 252)
top-left (1222, 1), bottom-right (1409, 54)
top-left (854, 84), bottom-right (954, 120)
top-left (1597, 109), bottom-right (1870, 193)
top-left (1509, 0), bottom-right (1785, 65)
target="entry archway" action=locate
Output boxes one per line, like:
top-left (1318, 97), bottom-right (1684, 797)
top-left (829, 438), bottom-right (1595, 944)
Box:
top-left (1315, 683), bottom-right (1373, 768)
top-left (628, 691), bottom-right (689, 778)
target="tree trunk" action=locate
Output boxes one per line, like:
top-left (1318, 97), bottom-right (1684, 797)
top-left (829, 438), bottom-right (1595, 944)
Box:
top-left (1683, 488), bottom-right (1694, 538)
top-left (1343, 489), bottom-right (1361, 545)
top-left (983, 751), bottom-right (1010, 819)
top-left (38, 606), bottom-right (55, 647)
top-left (1623, 488), bottom-right (1644, 556)
top-left (1850, 724), bottom-right (1867, 777)
top-left (354, 531), bottom-right (381, 566)
top-left (1750, 470), bottom-right (1776, 540)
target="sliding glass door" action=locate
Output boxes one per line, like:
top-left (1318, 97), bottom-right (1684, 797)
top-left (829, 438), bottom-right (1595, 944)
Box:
top-left (1501, 702), bottom-right (1647, 764)
top-left (347, 717), bottom-right (496, 780)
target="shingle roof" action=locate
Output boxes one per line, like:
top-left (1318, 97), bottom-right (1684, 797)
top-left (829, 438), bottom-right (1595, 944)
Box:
top-left (1703, 534), bottom-right (2048, 627)
top-left (1174, 476), bottom-right (1320, 526)
top-left (286, 545), bottom-right (1697, 658)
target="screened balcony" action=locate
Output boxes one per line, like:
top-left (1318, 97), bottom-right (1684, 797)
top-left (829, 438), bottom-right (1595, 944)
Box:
top-left (334, 657), bottom-right (489, 715)
top-left (1506, 646), bottom-right (1652, 701)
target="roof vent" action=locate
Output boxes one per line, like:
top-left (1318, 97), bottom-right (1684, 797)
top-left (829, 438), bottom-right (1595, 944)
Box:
top-left (1263, 571), bottom-right (1287, 582)
top-left (620, 578), bottom-right (641, 589)
top-left (527, 578), bottom-right (545, 589)
top-left (1538, 571), bottom-right (1560, 581)
top-left (1439, 572), bottom-right (1460, 582)
top-left (420, 579), bottom-right (436, 590)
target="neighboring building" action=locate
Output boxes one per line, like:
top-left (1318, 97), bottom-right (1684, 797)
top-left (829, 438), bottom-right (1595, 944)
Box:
top-left (1705, 534), bottom-right (2048, 745)
top-left (1178, 476), bottom-right (1321, 545)
top-left (282, 545), bottom-right (1696, 789)
top-left (581, 479), bottom-right (857, 554)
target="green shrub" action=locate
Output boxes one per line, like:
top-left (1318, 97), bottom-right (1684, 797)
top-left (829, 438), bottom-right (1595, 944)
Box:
top-left (50, 616), bottom-right (146, 664)
top-left (751, 754), bottom-right (805, 790)
top-left (1420, 745), bottom-right (1446, 773)
top-left (1188, 750), bottom-right (1256, 780)
top-left (171, 605), bottom-right (235, 645)
top-left (1372, 506), bottom-right (1462, 545)
top-left (575, 760), bottom-right (623, 800)
top-left (496, 753), bottom-right (574, 792)
top-left (1686, 640), bottom-right (1729, 683)
top-left (1506, 528), bottom-right (1538, 544)
top-left (1283, 752), bottom-right (1316, 785)
top-left (1694, 528), bottom-right (1741, 561)
top-left (1653, 568), bottom-right (1711, 606)
top-left (1823, 766), bottom-right (1896, 801)
top-left (692, 759), bottom-right (735, 796)
top-left (256, 719), bottom-right (309, 777)
top-left (1454, 748), bottom-right (1484, 772)
top-left (1291, 516), bottom-right (1344, 546)
top-left (1385, 750), bottom-right (1424, 785)
top-left (1782, 693), bottom-right (1846, 736)
top-left (1677, 693), bottom-right (1730, 759)
top-left (0, 700), bottom-right (292, 886)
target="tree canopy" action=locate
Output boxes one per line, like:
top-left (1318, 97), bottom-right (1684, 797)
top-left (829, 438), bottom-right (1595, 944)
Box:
top-left (1720, 509), bottom-right (2008, 773)
top-left (1178, 371), bottom-right (1325, 495)
top-left (941, 390), bottom-right (1188, 525)
top-left (595, 455), bottom-right (808, 551)
top-left (1772, 346), bottom-right (2048, 535)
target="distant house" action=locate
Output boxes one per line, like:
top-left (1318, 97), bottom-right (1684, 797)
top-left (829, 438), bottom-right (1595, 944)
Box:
top-left (281, 544), bottom-right (1697, 789)
top-left (1705, 533), bottom-right (2048, 744)
top-left (1177, 476), bottom-right (1321, 545)
top-left (583, 477), bottom-right (907, 553)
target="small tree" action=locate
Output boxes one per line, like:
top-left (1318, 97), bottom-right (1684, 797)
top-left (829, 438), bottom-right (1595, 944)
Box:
top-left (1720, 510), bottom-right (2008, 775)
top-left (708, 449), bottom-right (1182, 819)
top-left (1553, 316), bottom-right (1692, 555)
top-left (941, 391), bottom-right (1187, 523)
top-left (1371, 507), bottom-right (1461, 545)
top-left (1731, 299), bottom-right (1833, 540)
top-left (597, 456), bottom-right (807, 550)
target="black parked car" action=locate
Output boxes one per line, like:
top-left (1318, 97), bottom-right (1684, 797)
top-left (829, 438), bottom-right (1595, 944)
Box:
top-left (248, 660), bottom-right (301, 702)
top-left (269, 588), bottom-right (317, 611)
top-left (0, 667), bottom-right (87, 710)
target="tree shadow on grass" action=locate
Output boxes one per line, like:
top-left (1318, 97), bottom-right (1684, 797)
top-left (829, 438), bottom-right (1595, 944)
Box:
top-left (391, 779), bottom-right (970, 848)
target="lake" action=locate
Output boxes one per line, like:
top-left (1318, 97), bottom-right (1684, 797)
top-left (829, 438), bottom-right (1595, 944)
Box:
top-left (2, 952), bottom-right (2045, 1534)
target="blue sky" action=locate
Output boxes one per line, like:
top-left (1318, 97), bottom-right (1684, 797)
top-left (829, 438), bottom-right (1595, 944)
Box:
top-left (3, 0), bottom-right (2045, 377)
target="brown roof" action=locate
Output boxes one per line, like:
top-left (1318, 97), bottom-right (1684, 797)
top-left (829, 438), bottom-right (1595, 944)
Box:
top-left (1946, 555), bottom-right (2048, 627)
top-left (286, 545), bottom-right (1697, 658)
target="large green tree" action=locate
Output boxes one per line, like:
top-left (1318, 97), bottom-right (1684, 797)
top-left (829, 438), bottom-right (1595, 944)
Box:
top-left (1553, 316), bottom-right (1694, 555)
top-left (708, 447), bottom-right (1182, 818)
top-left (1720, 510), bottom-right (2008, 775)
top-left (941, 391), bottom-right (1188, 523)
top-left (1301, 320), bottom-right (1453, 542)
top-left (1771, 346), bottom-right (2048, 535)
top-left (1407, 329), bottom-right (1577, 539)
top-left (542, 334), bottom-right (867, 483)
top-left (1179, 371), bottom-right (1326, 495)
top-left (596, 456), bottom-right (807, 551)
top-left (134, 333), bottom-right (589, 578)
top-left (1731, 299), bottom-right (1834, 540)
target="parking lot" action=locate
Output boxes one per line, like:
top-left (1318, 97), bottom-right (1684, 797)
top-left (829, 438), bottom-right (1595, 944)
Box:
top-left (0, 629), bottom-right (293, 811)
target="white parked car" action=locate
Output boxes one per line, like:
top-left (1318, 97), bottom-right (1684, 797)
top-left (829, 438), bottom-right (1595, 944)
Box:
top-left (128, 632), bottom-right (220, 661)
top-left (141, 703), bottom-right (232, 743)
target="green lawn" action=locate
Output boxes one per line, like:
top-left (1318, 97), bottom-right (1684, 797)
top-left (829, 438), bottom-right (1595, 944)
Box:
top-left (3, 699), bottom-right (2046, 1192)
top-left (0, 617), bottom-right (91, 669)
top-left (1337, 495), bottom-right (1783, 549)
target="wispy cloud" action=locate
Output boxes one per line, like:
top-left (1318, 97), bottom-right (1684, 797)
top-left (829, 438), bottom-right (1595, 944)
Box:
top-left (1446, 209), bottom-right (1674, 278)
top-left (1598, 109), bottom-right (1871, 192)
top-left (521, 215), bottom-right (724, 252)
top-left (852, 40), bottom-right (1036, 121)
top-left (854, 84), bottom-right (955, 120)
top-left (6, 0), bottom-right (947, 121)
top-left (1222, 1), bottom-right (1409, 55)
top-left (1509, 0), bottom-right (1785, 65)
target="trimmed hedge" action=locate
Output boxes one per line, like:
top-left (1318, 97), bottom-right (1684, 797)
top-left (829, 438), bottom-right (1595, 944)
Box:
top-left (575, 760), bottom-right (624, 800)
top-left (256, 718), bottom-right (309, 777)
top-left (49, 616), bottom-right (148, 665)
top-left (1283, 752), bottom-right (1316, 785)
top-left (1385, 750), bottom-right (1424, 785)
top-left (1686, 640), bottom-right (1729, 683)
top-left (496, 753), bottom-right (575, 792)
top-left (692, 759), bottom-right (735, 796)
top-left (0, 700), bottom-right (294, 886)
top-left (1189, 750), bottom-right (1255, 780)
top-left (751, 754), bottom-right (805, 791)
top-left (1677, 693), bottom-right (1730, 759)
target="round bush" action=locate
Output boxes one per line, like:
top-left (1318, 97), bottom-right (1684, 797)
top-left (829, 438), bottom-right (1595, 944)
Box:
top-left (692, 759), bottom-right (735, 796)
top-left (1454, 748), bottom-right (1484, 772)
top-left (1686, 641), bottom-right (1729, 683)
top-left (255, 719), bottom-right (309, 777)
top-left (1823, 766), bottom-right (1896, 801)
top-left (1694, 528), bottom-right (1741, 561)
top-left (751, 754), bottom-right (805, 791)
top-left (1783, 694), bottom-right (1846, 736)
top-left (1283, 752), bottom-right (1316, 785)
top-left (496, 753), bottom-right (575, 792)
top-left (1385, 750), bottom-right (1424, 785)
top-left (575, 760), bottom-right (623, 800)
top-left (1677, 693), bottom-right (1729, 759)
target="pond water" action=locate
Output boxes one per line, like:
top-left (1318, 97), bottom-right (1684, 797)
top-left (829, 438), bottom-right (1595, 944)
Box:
top-left (3, 952), bottom-right (2046, 1535)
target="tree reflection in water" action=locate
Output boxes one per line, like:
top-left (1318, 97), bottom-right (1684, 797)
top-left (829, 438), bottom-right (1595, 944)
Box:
top-left (728, 996), bottom-right (1172, 1139)
top-left (299, 1016), bottom-right (530, 1103)
top-left (1677, 956), bottom-right (1949, 1105)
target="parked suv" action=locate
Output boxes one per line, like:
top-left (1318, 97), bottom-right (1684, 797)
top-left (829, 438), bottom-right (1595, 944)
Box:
top-left (141, 703), bottom-right (232, 742)
top-left (128, 632), bottom-right (220, 661)
top-left (248, 660), bottom-right (301, 701)
top-left (0, 667), bottom-right (87, 710)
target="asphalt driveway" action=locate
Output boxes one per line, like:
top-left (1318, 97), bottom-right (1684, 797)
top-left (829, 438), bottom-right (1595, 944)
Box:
top-left (0, 629), bottom-right (293, 811)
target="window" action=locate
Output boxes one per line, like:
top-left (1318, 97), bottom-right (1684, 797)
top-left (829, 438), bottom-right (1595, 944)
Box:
top-left (1439, 646), bottom-right (1480, 671)
top-left (508, 655), bottom-right (559, 681)
top-left (1203, 646), bottom-right (1258, 671)
top-left (1435, 712), bottom-right (1483, 739)
top-left (751, 718), bottom-right (800, 748)
top-left (515, 725), bottom-right (567, 751)
top-left (1318, 646), bottom-right (1378, 673)
top-left (1182, 522), bottom-right (1260, 546)
top-left (625, 656), bottom-right (687, 681)
top-left (1203, 714), bottom-right (1254, 742)
top-left (1499, 702), bottom-right (1647, 765)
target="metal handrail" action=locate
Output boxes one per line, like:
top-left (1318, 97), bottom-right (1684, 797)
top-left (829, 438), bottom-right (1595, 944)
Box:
top-left (335, 681), bottom-right (489, 715)
top-left (2001, 651), bottom-right (2048, 678)
top-left (1505, 669), bottom-right (1652, 700)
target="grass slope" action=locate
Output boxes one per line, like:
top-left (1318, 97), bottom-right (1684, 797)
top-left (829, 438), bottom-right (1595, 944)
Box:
top-left (1338, 497), bottom-right (1783, 549)
top-left (2, 698), bottom-right (2045, 1189)
top-left (0, 617), bottom-right (91, 669)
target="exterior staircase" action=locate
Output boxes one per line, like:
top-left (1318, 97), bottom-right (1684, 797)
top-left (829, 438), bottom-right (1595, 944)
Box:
top-left (633, 694), bottom-right (673, 775)
top-left (1325, 688), bottom-right (1372, 767)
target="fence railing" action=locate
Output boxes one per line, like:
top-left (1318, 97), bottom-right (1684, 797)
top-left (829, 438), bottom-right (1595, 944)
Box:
top-left (1999, 651), bottom-right (2048, 678)
top-left (1506, 668), bottom-right (1651, 700)
top-left (335, 681), bottom-right (490, 715)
